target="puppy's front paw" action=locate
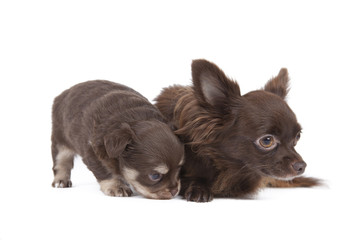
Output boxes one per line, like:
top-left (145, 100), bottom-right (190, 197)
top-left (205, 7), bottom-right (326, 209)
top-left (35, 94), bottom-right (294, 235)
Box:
top-left (184, 183), bottom-right (213, 202)
top-left (100, 179), bottom-right (133, 197)
top-left (52, 179), bottom-right (72, 188)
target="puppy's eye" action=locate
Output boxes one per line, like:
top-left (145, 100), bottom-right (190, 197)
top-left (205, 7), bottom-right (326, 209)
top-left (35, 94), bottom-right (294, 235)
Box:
top-left (148, 173), bottom-right (163, 182)
top-left (294, 132), bottom-right (301, 146)
top-left (255, 135), bottom-right (278, 150)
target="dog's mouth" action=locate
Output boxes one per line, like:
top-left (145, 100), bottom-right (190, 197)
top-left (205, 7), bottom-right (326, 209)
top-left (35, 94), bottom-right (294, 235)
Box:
top-left (269, 175), bottom-right (298, 181)
top-left (130, 181), bottom-right (181, 200)
top-left (257, 160), bottom-right (307, 180)
top-left (259, 171), bottom-right (302, 181)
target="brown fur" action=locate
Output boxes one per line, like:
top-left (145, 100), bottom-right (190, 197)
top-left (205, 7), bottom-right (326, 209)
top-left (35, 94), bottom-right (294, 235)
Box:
top-left (155, 59), bottom-right (321, 202)
top-left (51, 80), bottom-right (184, 199)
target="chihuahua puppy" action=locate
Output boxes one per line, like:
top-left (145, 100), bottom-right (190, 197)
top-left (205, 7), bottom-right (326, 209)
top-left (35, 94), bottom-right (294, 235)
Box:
top-left (155, 59), bottom-right (320, 202)
top-left (51, 80), bottom-right (184, 199)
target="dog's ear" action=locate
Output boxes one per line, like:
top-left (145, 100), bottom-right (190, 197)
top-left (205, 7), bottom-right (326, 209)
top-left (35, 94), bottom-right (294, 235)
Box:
top-left (103, 123), bottom-right (134, 159)
top-left (263, 68), bottom-right (290, 99)
top-left (92, 123), bottom-right (134, 161)
top-left (191, 59), bottom-right (241, 114)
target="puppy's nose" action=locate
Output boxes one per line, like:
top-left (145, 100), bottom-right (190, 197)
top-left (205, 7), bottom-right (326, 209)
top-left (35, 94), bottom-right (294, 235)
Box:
top-left (170, 187), bottom-right (179, 196)
top-left (292, 162), bottom-right (306, 175)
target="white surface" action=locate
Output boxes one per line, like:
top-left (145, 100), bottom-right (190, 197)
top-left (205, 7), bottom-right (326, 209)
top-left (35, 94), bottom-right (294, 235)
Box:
top-left (0, 1), bottom-right (359, 239)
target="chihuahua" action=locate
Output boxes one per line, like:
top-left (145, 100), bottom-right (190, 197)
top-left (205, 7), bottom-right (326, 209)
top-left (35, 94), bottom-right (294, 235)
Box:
top-left (155, 59), bottom-right (320, 202)
top-left (51, 80), bottom-right (184, 199)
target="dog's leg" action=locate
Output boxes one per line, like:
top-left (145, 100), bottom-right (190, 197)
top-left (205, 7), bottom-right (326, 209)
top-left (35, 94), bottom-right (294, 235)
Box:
top-left (180, 178), bottom-right (214, 202)
top-left (52, 144), bottom-right (75, 188)
top-left (98, 177), bottom-right (133, 197)
top-left (262, 176), bottom-right (322, 188)
top-left (80, 154), bottom-right (133, 197)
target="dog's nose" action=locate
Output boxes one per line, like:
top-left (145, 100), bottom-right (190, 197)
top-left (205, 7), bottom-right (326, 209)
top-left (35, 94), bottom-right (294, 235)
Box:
top-left (170, 187), bottom-right (179, 196)
top-left (292, 162), bottom-right (306, 175)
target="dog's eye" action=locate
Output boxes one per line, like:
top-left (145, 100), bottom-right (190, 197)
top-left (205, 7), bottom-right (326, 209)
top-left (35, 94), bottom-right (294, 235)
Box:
top-left (148, 173), bottom-right (163, 182)
top-left (294, 132), bottom-right (301, 146)
top-left (260, 136), bottom-right (275, 148)
top-left (256, 135), bottom-right (278, 150)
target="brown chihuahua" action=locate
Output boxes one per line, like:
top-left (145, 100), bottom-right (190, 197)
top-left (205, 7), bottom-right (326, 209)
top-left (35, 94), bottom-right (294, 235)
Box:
top-left (155, 59), bottom-right (320, 202)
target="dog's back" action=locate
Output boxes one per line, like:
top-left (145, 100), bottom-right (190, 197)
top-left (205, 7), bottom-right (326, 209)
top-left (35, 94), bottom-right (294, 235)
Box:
top-left (53, 80), bottom-right (145, 127)
top-left (52, 80), bottom-right (163, 152)
top-left (154, 85), bottom-right (191, 122)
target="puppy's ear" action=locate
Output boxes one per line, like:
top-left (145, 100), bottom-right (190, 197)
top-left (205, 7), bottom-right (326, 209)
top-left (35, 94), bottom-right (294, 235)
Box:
top-left (92, 123), bottom-right (134, 160)
top-left (103, 123), bottom-right (134, 158)
top-left (263, 68), bottom-right (290, 99)
top-left (192, 59), bottom-right (241, 114)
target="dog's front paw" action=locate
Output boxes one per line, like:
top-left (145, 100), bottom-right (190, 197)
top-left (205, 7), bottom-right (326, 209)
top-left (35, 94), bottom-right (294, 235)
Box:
top-left (264, 176), bottom-right (323, 188)
top-left (103, 186), bottom-right (132, 197)
top-left (99, 179), bottom-right (133, 197)
top-left (184, 183), bottom-right (213, 202)
top-left (52, 179), bottom-right (72, 188)
top-left (291, 176), bottom-right (323, 187)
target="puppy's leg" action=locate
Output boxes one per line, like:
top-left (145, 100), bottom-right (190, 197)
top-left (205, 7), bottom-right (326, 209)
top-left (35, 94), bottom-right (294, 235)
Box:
top-left (81, 154), bottom-right (133, 197)
top-left (52, 144), bottom-right (75, 188)
top-left (181, 178), bottom-right (213, 202)
top-left (263, 176), bottom-right (322, 188)
top-left (99, 177), bottom-right (133, 197)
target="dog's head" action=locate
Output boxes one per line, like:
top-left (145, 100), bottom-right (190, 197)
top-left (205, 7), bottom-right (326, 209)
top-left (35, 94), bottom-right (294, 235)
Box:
top-left (190, 59), bottom-right (306, 180)
top-left (92, 120), bottom-right (184, 199)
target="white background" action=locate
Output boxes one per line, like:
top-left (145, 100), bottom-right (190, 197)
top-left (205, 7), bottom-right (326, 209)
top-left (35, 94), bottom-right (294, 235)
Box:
top-left (1, 0), bottom-right (359, 239)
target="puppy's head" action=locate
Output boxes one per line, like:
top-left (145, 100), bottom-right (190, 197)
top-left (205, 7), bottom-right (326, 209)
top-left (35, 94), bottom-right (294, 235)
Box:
top-left (191, 59), bottom-right (306, 180)
top-left (94, 120), bottom-right (184, 199)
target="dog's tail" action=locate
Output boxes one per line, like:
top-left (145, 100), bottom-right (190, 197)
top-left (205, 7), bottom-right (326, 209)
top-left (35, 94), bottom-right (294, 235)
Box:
top-left (262, 176), bottom-right (323, 188)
